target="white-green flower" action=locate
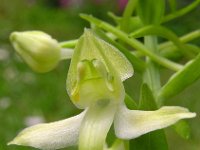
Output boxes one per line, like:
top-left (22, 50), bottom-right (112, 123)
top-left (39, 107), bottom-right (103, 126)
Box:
top-left (8, 30), bottom-right (196, 150)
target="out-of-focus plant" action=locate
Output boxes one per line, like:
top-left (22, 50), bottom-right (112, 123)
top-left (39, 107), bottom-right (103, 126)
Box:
top-left (7, 0), bottom-right (200, 149)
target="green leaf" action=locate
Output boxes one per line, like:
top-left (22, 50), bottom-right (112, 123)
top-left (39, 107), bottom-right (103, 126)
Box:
top-left (139, 83), bottom-right (157, 110)
top-left (93, 28), bottom-right (145, 73)
top-left (173, 120), bottom-right (191, 140)
top-left (124, 93), bottom-right (138, 110)
top-left (130, 130), bottom-right (168, 150)
top-left (131, 83), bottom-right (168, 150)
top-left (159, 53), bottom-right (200, 99)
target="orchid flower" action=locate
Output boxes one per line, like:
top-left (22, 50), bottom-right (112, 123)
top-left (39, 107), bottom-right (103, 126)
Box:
top-left (8, 30), bottom-right (196, 150)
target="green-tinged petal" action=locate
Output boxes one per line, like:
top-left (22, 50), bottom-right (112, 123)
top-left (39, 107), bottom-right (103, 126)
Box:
top-left (8, 111), bottom-right (86, 150)
top-left (67, 29), bottom-right (130, 108)
top-left (93, 28), bottom-right (145, 73)
top-left (69, 58), bottom-right (125, 108)
top-left (114, 104), bottom-right (196, 139)
top-left (67, 29), bottom-right (133, 95)
top-left (79, 102), bottom-right (117, 150)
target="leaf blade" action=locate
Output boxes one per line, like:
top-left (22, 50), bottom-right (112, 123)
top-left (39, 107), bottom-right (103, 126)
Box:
top-left (159, 53), bottom-right (200, 99)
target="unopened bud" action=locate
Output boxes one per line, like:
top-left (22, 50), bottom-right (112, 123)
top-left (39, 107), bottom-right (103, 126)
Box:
top-left (10, 31), bottom-right (61, 73)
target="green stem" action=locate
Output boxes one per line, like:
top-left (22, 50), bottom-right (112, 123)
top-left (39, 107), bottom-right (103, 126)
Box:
top-left (107, 12), bottom-right (120, 24)
top-left (159, 29), bottom-right (200, 50)
top-left (80, 14), bottom-right (183, 71)
top-left (129, 25), bottom-right (195, 58)
top-left (59, 39), bottom-right (78, 48)
top-left (162, 0), bottom-right (200, 23)
top-left (60, 48), bottom-right (73, 60)
top-left (134, 29), bottom-right (200, 58)
top-left (120, 0), bottom-right (138, 32)
top-left (168, 0), bottom-right (177, 12)
top-left (143, 36), bottom-right (161, 104)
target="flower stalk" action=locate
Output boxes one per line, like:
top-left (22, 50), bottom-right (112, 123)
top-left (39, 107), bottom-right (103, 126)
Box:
top-left (143, 36), bottom-right (161, 104)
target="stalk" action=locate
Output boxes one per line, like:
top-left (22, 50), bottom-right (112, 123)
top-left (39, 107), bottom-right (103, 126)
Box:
top-left (143, 36), bottom-right (161, 106)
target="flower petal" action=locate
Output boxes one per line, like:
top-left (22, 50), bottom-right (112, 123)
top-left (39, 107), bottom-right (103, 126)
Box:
top-left (79, 102), bottom-right (117, 150)
top-left (67, 29), bottom-right (133, 98)
top-left (8, 111), bottom-right (86, 150)
top-left (114, 104), bottom-right (196, 139)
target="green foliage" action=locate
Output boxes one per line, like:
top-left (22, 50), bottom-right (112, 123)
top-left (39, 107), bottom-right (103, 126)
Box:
top-left (173, 120), bottom-right (191, 140)
top-left (130, 25), bottom-right (196, 58)
top-left (159, 53), bottom-right (200, 99)
top-left (139, 84), bottom-right (157, 110)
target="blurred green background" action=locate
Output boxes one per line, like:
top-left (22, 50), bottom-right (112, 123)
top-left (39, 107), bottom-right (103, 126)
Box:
top-left (0, 0), bottom-right (199, 150)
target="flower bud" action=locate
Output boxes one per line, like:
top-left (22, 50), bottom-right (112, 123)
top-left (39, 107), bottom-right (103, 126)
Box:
top-left (10, 31), bottom-right (61, 73)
